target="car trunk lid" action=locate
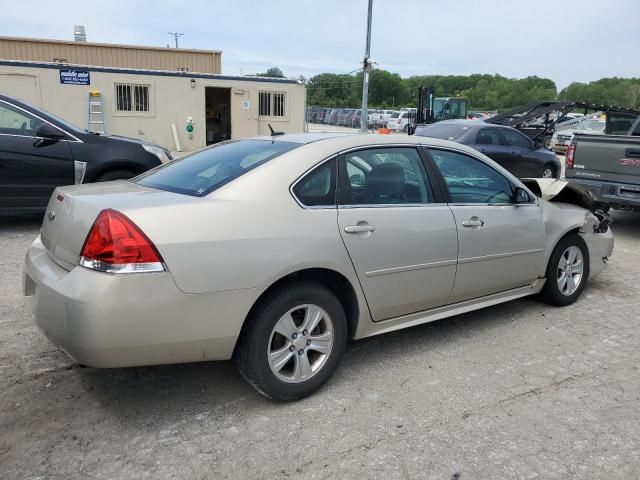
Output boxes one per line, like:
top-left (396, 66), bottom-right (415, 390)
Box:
top-left (40, 181), bottom-right (196, 271)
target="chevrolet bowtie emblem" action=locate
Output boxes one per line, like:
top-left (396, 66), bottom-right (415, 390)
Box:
top-left (48, 210), bottom-right (56, 221)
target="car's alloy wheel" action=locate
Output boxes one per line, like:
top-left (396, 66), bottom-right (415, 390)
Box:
top-left (556, 246), bottom-right (584, 296)
top-left (540, 233), bottom-right (590, 306)
top-left (267, 304), bottom-right (334, 383)
top-left (236, 283), bottom-right (347, 401)
top-left (541, 165), bottom-right (556, 178)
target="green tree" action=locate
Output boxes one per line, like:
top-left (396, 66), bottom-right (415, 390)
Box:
top-left (256, 67), bottom-right (285, 78)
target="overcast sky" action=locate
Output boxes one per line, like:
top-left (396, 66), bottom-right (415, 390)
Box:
top-left (3, 0), bottom-right (638, 89)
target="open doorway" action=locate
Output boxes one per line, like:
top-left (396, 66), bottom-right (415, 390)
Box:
top-left (205, 87), bottom-right (231, 145)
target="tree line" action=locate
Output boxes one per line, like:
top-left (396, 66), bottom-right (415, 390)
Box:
top-left (263, 68), bottom-right (640, 112)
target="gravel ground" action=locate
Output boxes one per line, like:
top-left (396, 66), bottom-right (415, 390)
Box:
top-left (1, 210), bottom-right (639, 480)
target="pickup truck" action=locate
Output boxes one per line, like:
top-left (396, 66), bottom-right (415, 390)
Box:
top-left (565, 116), bottom-right (640, 210)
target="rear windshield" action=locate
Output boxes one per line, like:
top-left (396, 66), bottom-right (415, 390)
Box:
top-left (136, 139), bottom-right (298, 196)
top-left (414, 123), bottom-right (471, 141)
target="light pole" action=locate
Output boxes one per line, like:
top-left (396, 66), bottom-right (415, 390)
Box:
top-left (299, 76), bottom-right (308, 133)
top-left (360, 0), bottom-right (373, 132)
top-left (168, 32), bottom-right (183, 48)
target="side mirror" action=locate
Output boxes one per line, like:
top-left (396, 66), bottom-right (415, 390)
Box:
top-left (35, 123), bottom-right (65, 141)
top-left (513, 187), bottom-right (531, 204)
top-left (533, 140), bottom-right (542, 149)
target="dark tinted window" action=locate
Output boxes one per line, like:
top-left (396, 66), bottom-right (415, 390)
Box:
top-left (632, 120), bottom-right (640, 136)
top-left (429, 149), bottom-right (514, 204)
top-left (501, 128), bottom-right (532, 149)
top-left (608, 113), bottom-right (637, 135)
top-left (341, 148), bottom-right (432, 205)
top-left (293, 158), bottom-right (337, 207)
top-left (137, 139), bottom-right (298, 197)
top-left (476, 127), bottom-right (504, 145)
top-left (414, 123), bottom-right (471, 141)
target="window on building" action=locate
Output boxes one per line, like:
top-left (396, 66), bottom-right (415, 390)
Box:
top-left (115, 83), bottom-right (150, 112)
top-left (259, 91), bottom-right (286, 117)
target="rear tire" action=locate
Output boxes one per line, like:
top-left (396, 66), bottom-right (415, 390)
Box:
top-left (236, 282), bottom-right (347, 401)
top-left (540, 233), bottom-right (590, 306)
top-left (94, 170), bottom-right (138, 182)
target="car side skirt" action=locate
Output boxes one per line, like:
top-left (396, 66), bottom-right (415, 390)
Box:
top-left (354, 280), bottom-right (546, 339)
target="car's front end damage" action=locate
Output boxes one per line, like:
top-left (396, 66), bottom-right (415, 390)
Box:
top-left (522, 178), bottom-right (614, 277)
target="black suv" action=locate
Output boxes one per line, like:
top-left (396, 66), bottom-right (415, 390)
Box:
top-left (0, 93), bottom-right (172, 213)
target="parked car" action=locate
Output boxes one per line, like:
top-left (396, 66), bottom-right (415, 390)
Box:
top-left (387, 111), bottom-right (411, 132)
top-left (24, 133), bottom-right (613, 400)
top-left (565, 117), bottom-right (640, 210)
top-left (550, 118), bottom-right (606, 154)
top-left (324, 109), bottom-right (339, 124)
top-left (0, 93), bottom-right (171, 214)
top-left (415, 120), bottom-right (561, 178)
top-left (337, 109), bottom-right (356, 127)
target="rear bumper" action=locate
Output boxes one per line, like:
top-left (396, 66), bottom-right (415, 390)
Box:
top-left (23, 235), bottom-right (257, 367)
top-left (566, 177), bottom-right (640, 209)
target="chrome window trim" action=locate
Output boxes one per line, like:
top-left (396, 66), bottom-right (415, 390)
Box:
top-left (338, 203), bottom-right (448, 209)
top-left (0, 99), bottom-right (83, 143)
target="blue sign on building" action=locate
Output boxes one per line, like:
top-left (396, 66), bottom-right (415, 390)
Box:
top-left (59, 69), bottom-right (90, 85)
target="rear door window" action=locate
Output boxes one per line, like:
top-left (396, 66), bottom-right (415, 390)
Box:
top-left (339, 147), bottom-right (433, 205)
top-left (137, 139), bottom-right (299, 196)
top-left (475, 128), bottom-right (504, 145)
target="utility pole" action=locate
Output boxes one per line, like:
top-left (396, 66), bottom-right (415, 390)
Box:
top-left (168, 32), bottom-right (183, 48)
top-left (360, 0), bottom-right (373, 132)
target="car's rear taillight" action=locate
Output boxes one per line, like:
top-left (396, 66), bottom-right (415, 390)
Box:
top-left (566, 143), bottom-right (576, 168)
top-left (79, 209), bottom-right (164, 273)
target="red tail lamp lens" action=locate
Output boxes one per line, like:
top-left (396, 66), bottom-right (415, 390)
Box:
top-left (79, 209), bottom-right (163, 272)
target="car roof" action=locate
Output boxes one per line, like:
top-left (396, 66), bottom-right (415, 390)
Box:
top-left (249, 132), bottom-right (357, 144)
top-left (249, 133), bottom-right (481, 152)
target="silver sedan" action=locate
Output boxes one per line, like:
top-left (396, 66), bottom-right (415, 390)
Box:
top-left (23, 133), bottom-right (614, 400)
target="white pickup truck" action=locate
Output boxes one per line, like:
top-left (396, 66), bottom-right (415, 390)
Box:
top-left (550, 116), bottom-right (606, 154)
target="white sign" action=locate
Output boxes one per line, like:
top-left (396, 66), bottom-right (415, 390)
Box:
top-left (242, 99), bottom-right (250, 110)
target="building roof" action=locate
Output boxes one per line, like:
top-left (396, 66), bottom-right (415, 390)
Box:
top-left (0, 59), bottom-right (302, 85)
top-left (0, 36), bottom-right (221, 54)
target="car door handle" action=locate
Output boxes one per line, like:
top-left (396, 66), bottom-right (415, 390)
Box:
top-left (461, 218), bottom-right (484, 227)
top-left (344, 224), bottom-right (376, 234)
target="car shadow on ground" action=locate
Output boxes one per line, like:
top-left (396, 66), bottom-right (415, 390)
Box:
top-left (71, 295), bottom-right (542, 422)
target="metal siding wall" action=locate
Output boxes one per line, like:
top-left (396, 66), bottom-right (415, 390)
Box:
top-left (0, 38), bottom-right (220, 73)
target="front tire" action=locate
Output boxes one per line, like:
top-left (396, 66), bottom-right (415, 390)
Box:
top-left (236, 283), bottom-right (347, 401)
top-left (540, 233), bottom-right (590, 306)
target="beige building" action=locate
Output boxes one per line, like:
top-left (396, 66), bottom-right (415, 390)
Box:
top-left (0, 37), bottom-right (305, 151)
top-left (0, 36), bottom-right (221, 73)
